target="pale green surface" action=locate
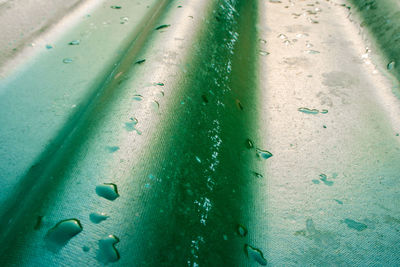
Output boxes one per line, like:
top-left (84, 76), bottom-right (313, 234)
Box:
top-left (0, 0), bottom-right (399, 266)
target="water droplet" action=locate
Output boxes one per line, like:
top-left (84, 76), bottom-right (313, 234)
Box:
top-left (154, 82), bottom-right (164, 86)
top-left (96, 183), bottom-right (119, 200)
top-left (283, 40), bottom-right (291, 46)
top-left (319, 174), bottom-right (333, 186)
top-left (195, 156), bottom-right (201, 163)
top-left (151, 100), bottom-right (160, 111)
top-left (201, 94), bottom-right (209, 103)
top-left (83, 246), bottom-right (90, 252)
top-left (323, 125), bottom-right (327, 128)
top-left (334, 199), bottom-right (343, 205)
top-left (245, 138), bottom-right (254, 149)
top-left (120, 17), bottom-right (129, 24)
top-left (320, 109), bottom-right (328, 114)
top-left (312, 179), bottom-right (320, 184)
top-left (278, 34), bottom-right (288, 39)
top-left (106, 146), bottom-right (119, 153)
top-left (256, 148), bottom-right (273, 159)
top-left (63, 58), bottom-right (73, 64)
top-left (45, 44), bottom-right (53, 49)
top-left (155, 24), bottom-right (170, 30)
top-left (298, 107), bottom-right (319, 114)
top-left (68, 40), bottom-right (80, 45)
top-left (252, 172), bottom-right (263, 178)
top-left (98, 235), bottom-right (120, 263)
top-left (90, 212), bottom-right (109, 224)
top-left (259, 39), bottom-right (267, 44)
top-left (34, 215), bottom-right (43, 230)
top-left (135, 59), bottom-right (145, 64)
top-left (343, 219), bottom-right (367, 231)
top-left (304, 50), bottom-right (320, 54)
top-left (259, 50), bottom-right (270, 56)
top-left (236, 99), bottom-right (244, 110)
top-left (237, 224), bottom-right (248, 237)
top-left (244, 244), bottom-right (267, 266)
top-left (110, 5), bottom-right (122, 9)
top-left (46, 219), bottom-right (83, 249)
top-left (177, 5), bottom-right (182, 8)
top-left (132, 95), bottom-right (144, 101)
top-left (387, 61), bottom-right (395, 70)
top-left (223, 234), bottom-right (228, 240)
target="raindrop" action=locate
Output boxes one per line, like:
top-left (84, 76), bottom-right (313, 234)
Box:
top-left (237, 224), bottom-right (248, 237)
top-left (68, 40), bottom-right (80, 45)
top-left (245, 138), bottom-right (254, 149)
top-left (334, 199), bottom-right (343, 205)
top-left (298, 107), bottom-right (319, 114)
top-left (320, 109), bottom-right (328, 114)
top-left (132, 95), bottom-right (144, 101)
top-left (387, 61), bottom-right (395, 70)
top-left (135, 59), bottom-right (146, 64)
top-left (96, 183), bottom-right (119, 200)
top-left (252, 172), bottom-right (264, 178)
top-left (98, 235), bottom-right (120, 263)
top-left (63, 58), bottom-right (73, 64)
top-left (120, 17), bottom-right (129, 24)
top-left (256, 148), bottom-right (273, 159)
top-left (90, 212), bottom-right (109, 224)
top-left (244, 244), bottom-right (267, 266)
top-left (46, 219), bottom-right (83, 248)
top-left (154, 82), bottom-right (164, 86)
top-left (110, 5), bottom-right (122, 9)
top-left (304, 50), bottom-right (320, 54)
top-left (45, 44), bottom-right (53, 49)
top-left (343, 219), bottom-right (367, 231)
top-left (259, 50), bottom-right (270, 56)
top-left (155, 24), bottom-right (170, 30)
top-left (236, 99), bottom-right (244, 110)
top-left (106, 146), bottom-right (120, 153)
top-left (312, 179), bottom-right (320, 184)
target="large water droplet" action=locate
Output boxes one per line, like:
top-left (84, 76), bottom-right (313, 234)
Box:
top-left (298, 107), bottom-right (319, 114)
top-left (63, 58), bottom-right (73, 64)
top-left (256, 148), bottom-right (273, 159)
top-left (245, 244), bottom-right (268, 266)
top-left (96, 183), bottom-right (119, 200)
top-left (98, 235), bottom-right (120, 263)
top-left (90, 212), bottom-right (109, 224)
top-left (46, 219), bottom-right (83, 249)
top-left (237, 224), bottom-right (248, 237)
top-left (68, 40), bottom-right (80, 45)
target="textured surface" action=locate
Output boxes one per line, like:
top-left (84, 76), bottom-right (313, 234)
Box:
top-left (0, 0), bottom-right (400, 266)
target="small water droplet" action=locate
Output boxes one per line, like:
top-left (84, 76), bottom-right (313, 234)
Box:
top-left (151, 100), bottom-right (160, 111)
top-left (98, 235), bottom-right (120, 263)
top-left (223, 234), bottom-right (228, 240)
top-left (154, 82), bottom-right (164, 86)
top-left (132, 95), bottom-right (144, 101)
top-left (237, 224), bottom-right (248, 237)
top-left (195, 156), bottom-right (201, 163)
top-left (387, 61), bottom-right (395, 70)
top-left (63, 58), bottom-right (73, 64)
top-left (45, 44), bottom-right (53, 49)
top-left (90, 212), bottom-right (109, 224)
top-left (155, 24), bottom-right (170, 30)
top-left (278, 34), bottom-right (288, 39)
top-left (319, 174), bottom-right (333, 186)
top-left (244, 244), bottom-right (267, 266)
top-left (252, 171), bottom-right (263, 178)
top-left (177, 5), bottom-right (182, 8)
top-left (259, 50), bottom-right (270, 56)
top-left (201, 94), bottom-right (209, 103)
top-left (320, 109), bottom-right (328, 114)
top-left (312, 179), bottom-right (320, 184)
top-left (256, 148), bottom-right (273, 159)
top-left (334, 199), bottom-right (343, 205)
top-left (106, 146), bottom-right (119, 153)
top-left (120, 17), bottom-right (129, 24)
top-left (46, 219), bottom-right (83, 249)
top-left (343, 219), bottom-right (367, 231)
top-left (304, 50), bottom-right (320, 54)
top-left (83, 246), bottom-right (90, 252)
top-left (110, 5), bottom-right (122, 9)
top-left (34, 215), bottom-right (43, 230)
top-left (259, 39), bottom-right (267, 44)
top-left (236, 99), bottom-right (244, 110)
top-left (68, 40), bottom-right (80, 45)
top-left (245, 138), bottom-right (254, 149)
top-left (135, 59), bottom-right (146, 64)
top-left (298, 107), bottom-right (319, 114)
top-left (96, 183), bottom-right (119, 200)
top-left (323, 125), bottom-right (327, 128)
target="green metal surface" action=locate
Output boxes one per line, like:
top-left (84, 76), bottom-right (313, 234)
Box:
top-left (0, 0), bottom-right (400, 266)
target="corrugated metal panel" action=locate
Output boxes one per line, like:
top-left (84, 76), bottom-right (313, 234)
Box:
top-left (0, 0), bottom-right (399, 265)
